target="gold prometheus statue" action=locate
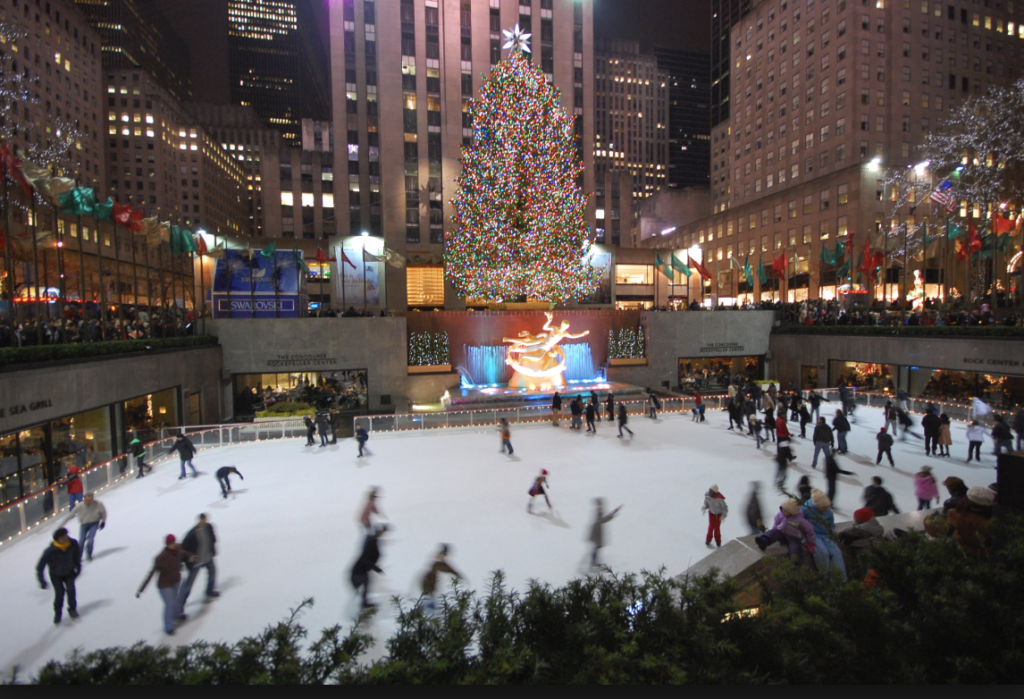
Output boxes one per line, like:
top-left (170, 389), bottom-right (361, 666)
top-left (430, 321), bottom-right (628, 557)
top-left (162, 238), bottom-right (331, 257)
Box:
top-left (502, 312), bottom-right (589, 390)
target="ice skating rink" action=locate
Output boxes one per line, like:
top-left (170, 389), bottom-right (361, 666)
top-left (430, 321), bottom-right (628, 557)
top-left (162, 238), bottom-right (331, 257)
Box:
top-left (0, 404), bottom-right (1000, 677)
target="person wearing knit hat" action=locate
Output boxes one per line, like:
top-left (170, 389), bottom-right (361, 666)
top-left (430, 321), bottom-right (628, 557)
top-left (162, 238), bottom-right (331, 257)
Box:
top-left (755, 499), bottom-right (816, 563)
top-left (838, 507), bottom-right (886, 556)
top-left (701, 485), bottom-right (728, 548)
top-left (914, 466), bottom-right (939, 510)
top-left (137, 534), bottom-right (194, 635)
top-left (527, 470), bottom-right (552, 513)
top-left (947, 487), bottom-right (995, 558)
top-left (35, 528), bottom-right (82, 625)
top-left (853, 508), bottom-right (875, 524)
top-left (802, 489), bottom-right (847, 581)
top-left (941, 476), bottom-right (968, 514)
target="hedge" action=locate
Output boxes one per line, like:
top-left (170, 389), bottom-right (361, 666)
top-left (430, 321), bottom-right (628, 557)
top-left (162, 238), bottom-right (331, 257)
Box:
top-left (773, 324), bottom-right (1024, 339)
top-left (0, 336), bottom-right (219, 369)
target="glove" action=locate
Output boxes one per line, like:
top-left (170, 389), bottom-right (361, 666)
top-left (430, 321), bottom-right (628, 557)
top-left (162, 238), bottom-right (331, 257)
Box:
top-left (806, 543), bottom-right (816, 554)
top-left (100, 522), bottom-right (106, 530)
top-left (40, 581), bottom-right (47, 590)
top-left (136, 592), bottom-right (141, 598)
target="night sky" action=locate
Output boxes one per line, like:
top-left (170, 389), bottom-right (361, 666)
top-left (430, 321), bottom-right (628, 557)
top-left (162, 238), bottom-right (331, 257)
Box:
top-left (593, 0), bottom-right (710, 53)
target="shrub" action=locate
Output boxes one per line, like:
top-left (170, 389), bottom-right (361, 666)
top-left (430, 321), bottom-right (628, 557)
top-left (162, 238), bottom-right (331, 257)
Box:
top-left (0, 336), bottom-right (218, 369)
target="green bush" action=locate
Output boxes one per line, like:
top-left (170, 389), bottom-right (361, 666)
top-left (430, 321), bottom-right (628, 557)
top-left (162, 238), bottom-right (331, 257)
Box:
top-left (774, 324), bottom-right (1024, 339)
top-left (26, 516), bottom-right (1024, 684)
top-left (0, 336), bottom-right (218, 369)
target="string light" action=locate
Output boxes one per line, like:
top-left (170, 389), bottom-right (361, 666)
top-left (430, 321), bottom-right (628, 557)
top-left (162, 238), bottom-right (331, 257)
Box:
top-left (446, 43), bottom-right (599, 303)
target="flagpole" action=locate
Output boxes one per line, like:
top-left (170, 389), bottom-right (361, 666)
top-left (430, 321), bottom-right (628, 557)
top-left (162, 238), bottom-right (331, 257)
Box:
top-left (142, 225), bottom-right (152, 324)
top-left (197, 245), bottom-right (205, 333)
top-left (112, 219), bottom-right (125, 327)
top-left (274, 248), bottom-right (280, 319)
top-left (248, 238), bottom-right (255, 319)
top-left (129, 216), bottom-right (140, 313)
top-left (55, 205), bottom-right (67, 342)
top-left (943, 216), bottom-right (950, 303)
top-left (29, 196), bottom-right (44, 344)
top-left (341, 245), bottom-right (347, 312)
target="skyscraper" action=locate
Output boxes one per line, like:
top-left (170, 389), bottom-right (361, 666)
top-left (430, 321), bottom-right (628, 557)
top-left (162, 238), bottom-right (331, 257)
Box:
top-left (653, 47), bottom-right (711, 190)
top-left (75, 0), bottom-right (193, 102)
top-left (710, 0), bottom-right (753, 127)
top-left (227, 0), bottom-right (331, 145)
top-left (329, 0), bottom-right (594, 311)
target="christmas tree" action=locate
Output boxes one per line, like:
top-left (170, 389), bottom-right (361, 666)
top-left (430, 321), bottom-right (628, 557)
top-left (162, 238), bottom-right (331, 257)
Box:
top-left (446, 26), bottom-right (598, 304)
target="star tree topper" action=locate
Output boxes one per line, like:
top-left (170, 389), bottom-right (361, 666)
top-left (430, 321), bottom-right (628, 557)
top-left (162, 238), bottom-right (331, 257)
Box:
top-left (502, 23), bottom-right (531, 53)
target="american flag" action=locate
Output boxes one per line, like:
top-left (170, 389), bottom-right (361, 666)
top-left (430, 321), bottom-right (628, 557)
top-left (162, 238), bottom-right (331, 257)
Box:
top-left (928, 179), bottom-right (958, 213)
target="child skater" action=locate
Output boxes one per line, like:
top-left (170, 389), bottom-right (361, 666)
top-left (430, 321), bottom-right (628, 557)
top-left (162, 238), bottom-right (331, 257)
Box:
top-left (527, 469), bottom-right (552, 513)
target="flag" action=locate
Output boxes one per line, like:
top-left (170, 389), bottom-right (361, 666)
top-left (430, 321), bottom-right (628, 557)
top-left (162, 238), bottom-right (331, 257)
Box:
top-left (315, 247), bottom-right (329, 263)
top-left (819, 241), bottom-right (836, 267)
top-left (993, 215), bottom-right (1015, 235)
top-left (196, 234), bottom-right (209, 255)
top-left (757, 256), bottom-right (767, 285)
top-left (730, 256), bottom-right (743, 270)
top-left (340, 249), bottom-right (357, 269)
top-left (59, 187), bottom-right (97, 217)
top-left (170, 226), bottom-right (198, 254)
top-left (292, 249), bottom-right (310, 273)
top-left (259, 241), bottom-right (277, 258)
top-left (655, 253), bottom-right (674, 278)
top-left (20, 159), bottom-right (75, 203)
top-left (771, 253), bottom-right (787, 276)
top-left (957, 225), bottom-right (982, 260)
top-left (927, 179), bottom-right (957, 212)
top-left (207, 243), bottom-right (226, 259)
top-left (690, 256), bottom-right (712, 280)
top-left (0, 144), bottom-right (32, 196)
top-left (834, 240), bottom-right (845, 262)
top-left (744, 256), bottom-right (754, 286)
top-left (670, 253), bottom-right (691, 277)
top-left (362, 249), bottom-right (383, 262)
top-left (836, 258), bottom-right (851, 279)
top-left (972, 397), bottom-right (991, 417)
top-left (383, 247), bottom-right (407, 269)
top-left (94, 198), bottom-right (115, 222)
top-left (946, 221), bottom-right (965, 239)
top-left (141, 217), bottom-right (163, 246)
top-left (112, 203), bottom-right (143, 231)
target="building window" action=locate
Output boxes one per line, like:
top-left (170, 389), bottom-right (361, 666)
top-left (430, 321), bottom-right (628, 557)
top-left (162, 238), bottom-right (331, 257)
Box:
top-left (407, 266), bottom-right (445, 307)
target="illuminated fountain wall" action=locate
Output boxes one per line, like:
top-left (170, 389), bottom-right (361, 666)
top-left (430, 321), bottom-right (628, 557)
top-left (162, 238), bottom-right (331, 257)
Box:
top-left (461, 343), bottom-right (597, 388)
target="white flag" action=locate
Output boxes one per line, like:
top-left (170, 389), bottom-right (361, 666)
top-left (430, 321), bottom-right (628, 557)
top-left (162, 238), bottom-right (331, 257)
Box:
top-left (972, 397), bottom-right (991, 417)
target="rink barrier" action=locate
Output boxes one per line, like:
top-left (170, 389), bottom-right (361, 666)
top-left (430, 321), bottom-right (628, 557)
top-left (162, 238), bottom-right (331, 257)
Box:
top-left (0, 391), bottom-right (1000, 549)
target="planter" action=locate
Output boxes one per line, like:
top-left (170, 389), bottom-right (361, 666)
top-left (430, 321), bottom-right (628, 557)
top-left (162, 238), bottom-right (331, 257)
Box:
top-left (408, 364), bottom-right (453, 374)
top-left (609, 357), bottom-right (647, 366)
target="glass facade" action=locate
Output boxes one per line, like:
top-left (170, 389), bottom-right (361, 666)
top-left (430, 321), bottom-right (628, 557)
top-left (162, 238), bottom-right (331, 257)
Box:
top-left (234, 370), bottom-right (369, 418)
top-left (679, 356), bottom-right (763, 393)
top-left (829, 360), bottom-right (1024, 409)
top-left (0, 390), bottom-right (179, 507)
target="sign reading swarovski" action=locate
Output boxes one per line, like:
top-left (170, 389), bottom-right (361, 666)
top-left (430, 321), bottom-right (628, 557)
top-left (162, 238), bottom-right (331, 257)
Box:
top-left (699, 342), bottom-right (746, 354)
top-left (266, 353), bottom-right (339, 368)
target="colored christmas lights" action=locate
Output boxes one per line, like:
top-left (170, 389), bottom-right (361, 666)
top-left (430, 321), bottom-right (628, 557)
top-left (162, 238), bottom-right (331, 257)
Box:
top-left (445, 44), bottom-right (598, 303)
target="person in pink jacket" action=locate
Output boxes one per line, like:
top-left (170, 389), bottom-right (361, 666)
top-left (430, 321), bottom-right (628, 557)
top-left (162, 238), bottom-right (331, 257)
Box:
top-left (754, 498), bottom-right (816, 564)
top-left (914, 465), bottom-right (939, 510)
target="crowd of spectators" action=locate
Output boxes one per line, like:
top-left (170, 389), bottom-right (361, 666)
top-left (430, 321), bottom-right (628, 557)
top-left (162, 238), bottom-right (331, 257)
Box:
top-left (0, 303), bottom-right (196, 348)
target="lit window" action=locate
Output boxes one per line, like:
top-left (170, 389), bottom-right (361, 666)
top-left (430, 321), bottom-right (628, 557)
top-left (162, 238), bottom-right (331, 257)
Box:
top-left (322, 193), bottom-right (334, 208)
top-left (281, 192), bottom-right (294, 206)
top-left (301, 192), bottom-right (314, 207)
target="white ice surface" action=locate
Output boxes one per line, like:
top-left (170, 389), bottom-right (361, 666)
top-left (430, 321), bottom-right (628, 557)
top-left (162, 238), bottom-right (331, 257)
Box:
top-left (0, 404), bottom-right (999, 678)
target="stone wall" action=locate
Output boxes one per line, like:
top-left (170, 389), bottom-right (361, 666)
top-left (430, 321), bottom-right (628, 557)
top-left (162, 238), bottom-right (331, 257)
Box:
top-left (0, 346), bottom-right (225, 434)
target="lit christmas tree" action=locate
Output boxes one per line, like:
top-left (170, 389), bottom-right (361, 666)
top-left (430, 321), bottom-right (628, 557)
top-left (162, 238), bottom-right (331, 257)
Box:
top-left (445, 26), bottom-right (598, 303)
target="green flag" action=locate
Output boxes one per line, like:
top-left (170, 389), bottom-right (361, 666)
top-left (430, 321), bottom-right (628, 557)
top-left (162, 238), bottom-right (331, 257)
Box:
top-left (819, 241), bottom-right (836, 267)
top-left (260, 241), bottom-right (277, 259)
top-left (670, 253), bottom-right (691, 277)
top-left (654, 253), bottom-right (674, 279)
top-left (59, 187), bottom-right (96, 217)
top-left (834, 240), bottom-right (844, 262)
top-left (946, 221), bottom-right (965, 239)
top-left (292, 249), bottom-right (310, 273)
top-left (837, 258), bottom-right (851, 279)
top-left (757, 256), bottom-right (767, 285)
top-left (94, 197), bottom-right (114, 222)
top-left (170, 226), bottom-right (198, 254)
top-left (744, 256), bottom-right (754, 286)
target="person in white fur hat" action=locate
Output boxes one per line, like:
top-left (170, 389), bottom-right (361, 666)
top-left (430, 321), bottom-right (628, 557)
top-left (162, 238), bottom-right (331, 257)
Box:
top-left (701, 484), bottom-right (729, 548)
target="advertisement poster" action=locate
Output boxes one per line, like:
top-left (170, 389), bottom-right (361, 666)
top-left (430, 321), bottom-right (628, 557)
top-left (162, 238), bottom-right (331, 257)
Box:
top-left (211, 250), bottom-right (309, 318)
top-left (335, 238), bottom-right (383, 309)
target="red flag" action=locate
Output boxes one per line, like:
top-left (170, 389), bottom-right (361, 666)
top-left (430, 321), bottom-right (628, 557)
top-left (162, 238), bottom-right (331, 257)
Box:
top-left (196, 235), bottom-right (209, 254)
top-left (128, 208), bottom-right (144, 232)
top-left (340, 250), bottom-right (357, 270)
top-left (994, 215), bottom-right (1015, 235)
top-left (771, 253), bottom-right (787, 276)
top-left (112, 202), bottom-right (133, 226)
top-left (315, 246), bottom-right (328, 263)
top-left (690, 257), bottom-right (712, 280)
top-left (0, 145), bottom-right (32, 196)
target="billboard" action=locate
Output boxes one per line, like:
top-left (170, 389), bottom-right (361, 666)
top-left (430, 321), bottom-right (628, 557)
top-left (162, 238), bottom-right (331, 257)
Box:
top-left (211, 250), bottom-right (309, 318)
top-left (335, 238), bottom-right (383, 310)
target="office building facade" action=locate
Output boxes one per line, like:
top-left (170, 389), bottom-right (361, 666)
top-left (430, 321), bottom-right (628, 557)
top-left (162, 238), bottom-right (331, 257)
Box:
top-left (653, 47), bottom-right (712, 190)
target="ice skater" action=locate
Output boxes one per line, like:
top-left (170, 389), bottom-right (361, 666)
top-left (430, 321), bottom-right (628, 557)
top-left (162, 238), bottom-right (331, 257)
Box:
top-left (876, 427), bottom-right (895, 467)
top-left (172, 433), bottom-right (198, 479)
top-left (136, 534), bottom-right (192, 635)
top-left (832, 409), bottom-right (851, 455)
top-left (57, 492), bottom-right (106, 561)
top-left (914, 465), bottom-right (939, 510)
top-left (745, 482), bottom-right (765, 536)
top-left (810, 417), bottom-right (834, 469)
top-left (585, 400), bottom-right (597, 433)
top-left (130, 437), bottom-right (151, 478)
top-left (606, 392), bottom-right (615, 421)
top-left (63, 465), bottom-right (84, 509)
top-left (355, 423), bottom-right (370, 457)
top-left (498, 418), bottom-right (514, 455)
top-left (527, 469), bottom-right (552, 512)
top-left (694, 391), bottom-right (706, 422)
top-left (587, 498), bottom-right (622, 569)
top-left (316, 412), bottom-right (330, 447)
top-left (36, 528), bottom-right (82, 624)
top-left (420, 544), bottom-right (464, 613)
top-left (646, 388), bottom-right (661, 419)
top-left (216, 466), bottom-right (244, 498)
top-left (701, 484), bottom-right (728, 548)
top-left (351, 524), bottom-right (388, 609)
top-left (570, 396), bottom-right (583, 430)
top-left (303, 415), bottom-right (316, 446)
top-left (749, 416), bottom-right (765, 448)
top-left (966, 420), bottom-right (985, 462)
top-left (551, 391), bottom-right (562, 426)
top-left (897, 406), bottom-right (922, 441)
top-left (824, 452), bottom-right (854, 504)
top-left (617, 403), bottom-right (633, 438)
top-left (359, 487), bottom-right (384, 531)
top-left (590, 390), bottom-right (602, 421)
top-left (883, 401), bottom-right (899, 435)
top-left (178, 514), bottom-right (220, 611)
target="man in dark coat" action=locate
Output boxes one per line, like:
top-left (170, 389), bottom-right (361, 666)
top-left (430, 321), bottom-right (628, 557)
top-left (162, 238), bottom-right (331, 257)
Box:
top-left (172, 433), bottom-right (198, 479)
top-left (36, 528), bottom-right (82, 624)
top-left (824, 453), bottom-right (855, 503)
top-left (921, 409), bottom-right (941, 456)
top-left (351, 525), bottom-right (388, 608)
top-left (585, 400), bottom-right (597, 433)
top-left (178, 514), bottom-right (219, 611)
top-left (863, 476), bottom-right (900, 516)
top-left (831, 410), bottom-right (851, 454)
top-left (551, 391), bottom-right (562, 427)
top-left (315, 412), bottom-right (330, 447)
top-left (876, 427), bottom-right (895, 466)
top-left (303, 415), bottom-right (316, 446)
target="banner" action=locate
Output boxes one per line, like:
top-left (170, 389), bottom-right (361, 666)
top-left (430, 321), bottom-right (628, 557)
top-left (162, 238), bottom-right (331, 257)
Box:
top-left (211, 250), bottom-right (308, 318)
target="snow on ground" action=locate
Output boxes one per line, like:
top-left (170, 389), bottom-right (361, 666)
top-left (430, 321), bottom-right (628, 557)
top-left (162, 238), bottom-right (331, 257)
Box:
top-left (0, 404), bottom-right (1000, 678)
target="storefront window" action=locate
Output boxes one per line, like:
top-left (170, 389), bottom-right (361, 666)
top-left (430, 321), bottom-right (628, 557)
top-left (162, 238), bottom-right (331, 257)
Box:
top-left (234, 370), bottom-right (369, 419)
top-left (910, 369), bottom-right (1024, 408)
top-left (679, 356), bottom-right (763, 392)
top-left (0, 433), bottom-right (21, 506)
top-left (124, 388), bottom-right (179, 443)
top-left (830, 361), bottom-right (897, 392)
top-left (615, 264), bottom-right (653, 284)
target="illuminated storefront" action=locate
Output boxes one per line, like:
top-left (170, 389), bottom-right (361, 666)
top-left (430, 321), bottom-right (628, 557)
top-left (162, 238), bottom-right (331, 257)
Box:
top-left (233, 370), bottom-right (369, 418)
